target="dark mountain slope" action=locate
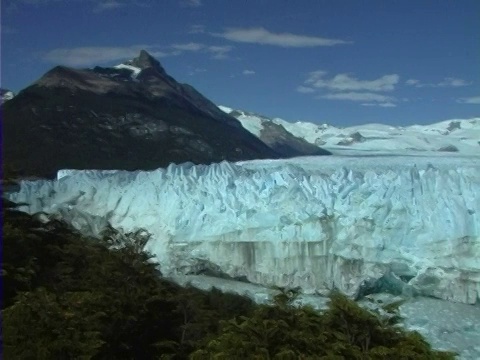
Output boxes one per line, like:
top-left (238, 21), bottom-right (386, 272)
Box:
top-left (2, 50), bottom-right (282, 178)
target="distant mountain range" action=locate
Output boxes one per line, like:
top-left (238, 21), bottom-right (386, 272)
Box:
top-left (4, 49), bottom-right (476, 180)
top-left (2, 50), bottom-right (329, 178)
top-left (219, 106), bottom-right (480, 156)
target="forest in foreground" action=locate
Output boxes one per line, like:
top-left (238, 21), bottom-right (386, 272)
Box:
top-left (1, 198), bottom-right (456, 359)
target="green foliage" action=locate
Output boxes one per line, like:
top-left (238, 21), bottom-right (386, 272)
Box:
top-left (3, 288), bottom-right (105, 359)
top-left (193, 290), bottom-right (456, 359)
top-left (1, 201), bottom-right (253, 359)
top-left (1, 200), bottom-right (456, 359)
top-left (271, 285), bottom-right (301, 308)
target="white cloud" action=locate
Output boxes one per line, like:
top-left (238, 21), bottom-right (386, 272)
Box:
top-left (42, 24), bottom-right (239, 69)
top-left (181, 0), bottom-right (202, 7)
top-left (172, 42), bottom-right (204, 51)
top-left (188, 68), bottom-right (206, 76)
top-left (406, 77), bottom-right (469, 88)
top-left (93, 0), bottom-right (124, 13)
top-left (361, 102), bottom-right (397, 108)
top-left (304, 70), bottom-right (327, 84)
top-left (42, 46), bottom-right (172, 66)
top-left (42, 42), bottom-right (235, 66)
top-left (207, 45), bottom-right (233, 59)
top-left (457, 96), bottom-right (480, 104)
top-left (405, 79), bottom-right (420, 86)
top-left (438, 77), bottom-right (469, 87)
top-left (213, 27), bottom-right (350, 47)
top-left (321, 92), bottom-right (395, 103)
top-left (189, 24), bottom-right (205, 34)
top-left (296, 85), bottom-right (315, 94)
top-left (306, 71), bottom-right (399, 92)
top-left (170, 43), bottom-right (232, 58)
top-left (243, 70), bottom-right (255, 75)
top-left (300, 71), bottom-right (399, 107)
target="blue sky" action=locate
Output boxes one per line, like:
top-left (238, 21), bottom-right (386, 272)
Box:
top-left (2, 0), bottom-right (479, 126)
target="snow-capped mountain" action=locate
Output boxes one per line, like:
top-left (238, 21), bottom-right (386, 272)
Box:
top-left (219, 106), bottom-right (330, 156)
top-left (1, 88), bottom-right (15, 103)
top-left (218, 106), bottom-right (330, 157)
top-left (2, 51), bottom-right (286, 178)
top-left (220, 106), bottom-right (480, 155)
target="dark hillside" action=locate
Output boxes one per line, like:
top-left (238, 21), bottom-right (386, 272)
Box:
top-left (2, 50), bottom-right (282, 178)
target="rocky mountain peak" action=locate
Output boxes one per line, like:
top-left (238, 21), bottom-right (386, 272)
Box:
top-left (126, 50), bottom-right (167, 75)
top-left (3, 50), bottom-right (286, 178)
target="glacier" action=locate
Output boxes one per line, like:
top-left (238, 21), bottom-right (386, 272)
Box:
top-left (219, 106), bottom-right (480, 156)
top-left (6, 154), bottom-right (480, 304)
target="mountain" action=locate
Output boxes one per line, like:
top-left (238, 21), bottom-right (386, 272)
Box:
top-left (2, 50), bottom-right (287, 178)
top-left (218, 106), bottom-right (330, 157)
top-left (220, 106), bottom-right (480, 155)
top-left (1, 88), bottom-right (15, 103)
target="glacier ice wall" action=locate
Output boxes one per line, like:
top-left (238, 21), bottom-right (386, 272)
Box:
top-left (7, 155), bottom-right (480, 304)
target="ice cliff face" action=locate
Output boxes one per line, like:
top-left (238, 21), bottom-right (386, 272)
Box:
top-left (7, 155), bottom-right (480, 304)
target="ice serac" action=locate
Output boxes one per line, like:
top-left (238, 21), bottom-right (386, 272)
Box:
top-left (8, 155), bottom-right (480, 304)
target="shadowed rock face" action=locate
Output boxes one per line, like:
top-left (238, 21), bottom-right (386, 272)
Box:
top-left (438, 145), bottom-right (459, 152)
top-left (337, 132), bottom-right (366, 146)
top-left (2, 50), bottom-right (286, 178)
top-left (259, 122), bottom-right (331, 157)
top-left (129, 49), bottom-right (167, 74)
top-left (220, 107), bottom-right (331, 157)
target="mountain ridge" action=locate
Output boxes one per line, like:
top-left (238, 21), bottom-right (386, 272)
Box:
top-left (220, 105), bottom-right (480, 155)
top-left (4, 50), bottom-right (330, 178)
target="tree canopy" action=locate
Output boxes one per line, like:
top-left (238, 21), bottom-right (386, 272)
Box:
top-left (1, 199), bottom-right (455, 359)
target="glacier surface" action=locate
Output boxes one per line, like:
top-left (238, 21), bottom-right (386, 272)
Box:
top-left (219, 105), bottom-right (480, 156)
top-left (7, 155), bottom-right (480, 304)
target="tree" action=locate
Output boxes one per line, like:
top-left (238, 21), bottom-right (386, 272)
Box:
top-left (3, 288), bottom-right (104, 359)
top-left (192, 289), bottom-right (456, 359)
